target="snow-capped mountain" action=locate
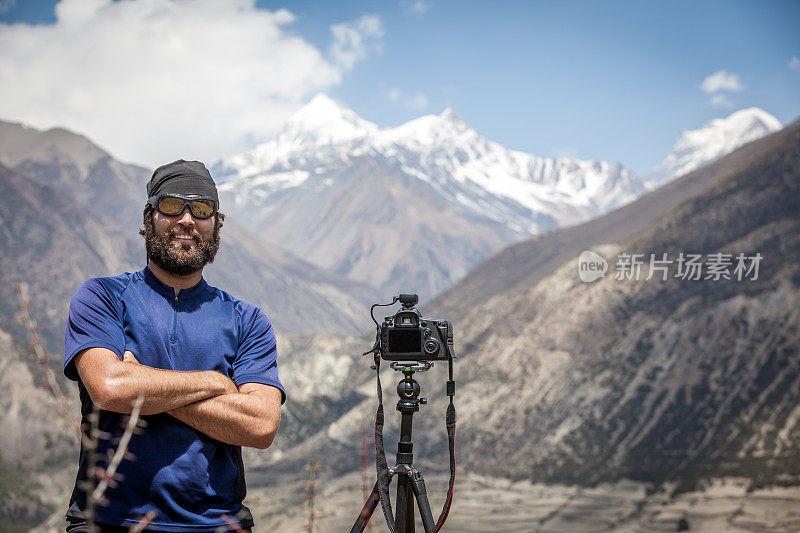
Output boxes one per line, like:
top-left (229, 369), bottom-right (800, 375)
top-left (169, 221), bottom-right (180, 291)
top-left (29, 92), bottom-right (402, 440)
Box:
top-left (217, 94), bottom-right (645, 235)
top-left (647, 107), bottom-right (782, 187)
top-left (214, 95), bottom-right (646, 299)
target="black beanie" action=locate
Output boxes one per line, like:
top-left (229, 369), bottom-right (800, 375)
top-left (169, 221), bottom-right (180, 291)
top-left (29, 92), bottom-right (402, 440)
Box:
top-left (146, 160), bottom-right (219, 206)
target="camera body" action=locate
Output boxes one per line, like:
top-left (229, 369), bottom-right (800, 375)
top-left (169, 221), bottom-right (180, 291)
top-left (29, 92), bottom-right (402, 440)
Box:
top-left (380, 294), bottom-right (452, 362)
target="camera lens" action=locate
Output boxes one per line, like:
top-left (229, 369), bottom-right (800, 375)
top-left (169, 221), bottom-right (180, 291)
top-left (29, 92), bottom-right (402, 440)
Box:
top-left (424, 339), bottom-right (439, 354)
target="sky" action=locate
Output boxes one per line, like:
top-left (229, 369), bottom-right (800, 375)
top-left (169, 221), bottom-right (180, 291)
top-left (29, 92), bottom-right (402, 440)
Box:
top-left (0, 0), bottom-right (798, 174)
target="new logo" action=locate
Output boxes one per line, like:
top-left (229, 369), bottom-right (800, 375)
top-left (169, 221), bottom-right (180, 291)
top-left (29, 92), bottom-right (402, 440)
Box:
top-left (578, 250), bottom-right (608, 282)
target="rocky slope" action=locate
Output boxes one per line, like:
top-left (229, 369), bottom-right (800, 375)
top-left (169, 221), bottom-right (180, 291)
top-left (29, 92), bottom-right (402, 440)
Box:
top-left (0, 326), bottom-right (77, 531)
top-left (0, 162), bottom-right (141, 351)
top-left (438, 117), bottom-right (800, 486)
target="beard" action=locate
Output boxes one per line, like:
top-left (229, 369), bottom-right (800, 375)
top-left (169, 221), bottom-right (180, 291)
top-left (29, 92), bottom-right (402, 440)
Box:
top-left (141, 215), bottom-right (221, 275)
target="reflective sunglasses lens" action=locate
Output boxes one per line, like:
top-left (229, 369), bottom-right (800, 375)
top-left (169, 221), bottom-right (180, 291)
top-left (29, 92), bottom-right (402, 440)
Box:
top-left (157, 196), bottom-right (185, 215)
top-left (191, 199), bottom-right (215, 218)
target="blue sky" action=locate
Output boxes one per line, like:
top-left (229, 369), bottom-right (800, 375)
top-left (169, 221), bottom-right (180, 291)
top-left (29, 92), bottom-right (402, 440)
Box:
top-left (1, 0), bottom-right (798, 173)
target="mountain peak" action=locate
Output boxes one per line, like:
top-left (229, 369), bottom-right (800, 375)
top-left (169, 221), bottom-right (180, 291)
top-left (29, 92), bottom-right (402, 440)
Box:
top-left (647, 107), bottom-right (781, 186)
top-left (379, 108), bottom-right (474, 148)
top-left (282, 93), bottom-right (378, 144)
top-left (722, 107), bottom-right (782, 132)
top-left (290, 94), bottom-right (348, 122)
top-left (440, 107), bottom-right (458, 120)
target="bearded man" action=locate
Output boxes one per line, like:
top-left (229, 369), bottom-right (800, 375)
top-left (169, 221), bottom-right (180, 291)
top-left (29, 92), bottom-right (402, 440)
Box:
top-left (63, 160), bottom-right (284, 532)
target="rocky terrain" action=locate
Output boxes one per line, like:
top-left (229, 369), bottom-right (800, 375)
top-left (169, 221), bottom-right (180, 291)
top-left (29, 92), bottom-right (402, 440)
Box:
top-left (244, 473), bottom-right (800, 532)
top-left (0, 327), bottom-right (77, 532)
top-left (426, 117), bottom-right (800, 486)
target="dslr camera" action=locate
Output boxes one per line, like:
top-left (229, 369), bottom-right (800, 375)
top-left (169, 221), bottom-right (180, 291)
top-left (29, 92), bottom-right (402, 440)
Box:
top-left (380, 294), bottom-right (452, 361)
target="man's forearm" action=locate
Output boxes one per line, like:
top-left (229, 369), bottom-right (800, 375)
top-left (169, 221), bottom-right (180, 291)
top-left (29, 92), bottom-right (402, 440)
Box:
top-left (169, 386), bottom-right (281, 449)
top-left (99, 356), bottom-right (237, 415)
top-left (75, 347), bottom-right (238, 415)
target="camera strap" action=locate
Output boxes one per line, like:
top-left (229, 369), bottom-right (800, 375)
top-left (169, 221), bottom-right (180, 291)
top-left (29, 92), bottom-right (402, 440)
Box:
top-left (373, 352), bottom-right (395, 531)
top-left (372, 348), bottom-right (457, 533)
top-left (437, 352), bottom-right (457, 532)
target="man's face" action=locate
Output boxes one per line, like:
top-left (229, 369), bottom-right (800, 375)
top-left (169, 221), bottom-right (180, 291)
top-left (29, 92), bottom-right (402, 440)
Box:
top-left (142, 200), bottom-right (221, 275)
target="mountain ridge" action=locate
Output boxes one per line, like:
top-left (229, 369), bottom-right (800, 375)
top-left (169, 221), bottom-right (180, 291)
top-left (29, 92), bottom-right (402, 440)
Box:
top-left (216, 94), bottom-right (647, 233)
top-left (213, 95), bottom-right (648, 299)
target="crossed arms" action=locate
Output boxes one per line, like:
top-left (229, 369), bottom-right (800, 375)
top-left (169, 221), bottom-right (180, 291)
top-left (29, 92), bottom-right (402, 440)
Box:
top-left (73, 347), bottom-right (281, 449)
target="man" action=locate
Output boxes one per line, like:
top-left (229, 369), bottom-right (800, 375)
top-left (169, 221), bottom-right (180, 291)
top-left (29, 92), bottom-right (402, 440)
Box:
top-left (63, 160), bottom-right (284, 532)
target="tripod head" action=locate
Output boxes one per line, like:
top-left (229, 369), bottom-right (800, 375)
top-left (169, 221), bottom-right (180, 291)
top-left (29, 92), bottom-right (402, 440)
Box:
top-left (391, 362), bottom-right (431, 415)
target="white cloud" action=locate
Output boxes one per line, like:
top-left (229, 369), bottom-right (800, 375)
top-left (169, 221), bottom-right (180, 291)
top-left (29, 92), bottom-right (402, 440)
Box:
top-left (387, 88), bottom-right (427, 110)
top-left (710, 94), bottom-right (734, 107)
top-left (401, 1), bottom-right (433, 16)
top-left (0, 0), bottom-right (381, 167)
top-left (700, 70), bottom-right (744, 93)
top-left (329, 14), bottom-right (383, 70)
top-left (789, 56), bottom-right (800, 73)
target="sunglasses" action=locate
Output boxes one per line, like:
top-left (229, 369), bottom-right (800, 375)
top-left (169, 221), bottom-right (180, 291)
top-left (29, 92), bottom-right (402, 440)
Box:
top-left (146, 194), bottom-right (217, 219)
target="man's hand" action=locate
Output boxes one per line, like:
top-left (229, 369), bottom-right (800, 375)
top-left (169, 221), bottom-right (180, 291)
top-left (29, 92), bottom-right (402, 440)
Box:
top-left (74, 347), bottom-right (238, 415)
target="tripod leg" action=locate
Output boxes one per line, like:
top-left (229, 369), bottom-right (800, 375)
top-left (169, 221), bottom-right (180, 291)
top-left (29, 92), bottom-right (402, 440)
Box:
top-left (395, 474), bottom-right (415, 533)
top-left (405, 477), bottom-right (416, 533)
top-left (350, 481), bottom-right (380, 533)
top-left (409, 471), bottom-right (435, 533)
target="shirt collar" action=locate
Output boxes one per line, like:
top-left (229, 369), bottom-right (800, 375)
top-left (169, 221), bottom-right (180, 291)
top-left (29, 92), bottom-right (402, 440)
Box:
top-left (141, 265), bottom-right (208, 300)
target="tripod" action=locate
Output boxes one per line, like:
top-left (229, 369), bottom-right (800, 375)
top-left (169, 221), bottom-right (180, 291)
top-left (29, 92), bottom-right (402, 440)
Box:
top-left (351, 362), bottom-right (436, 533)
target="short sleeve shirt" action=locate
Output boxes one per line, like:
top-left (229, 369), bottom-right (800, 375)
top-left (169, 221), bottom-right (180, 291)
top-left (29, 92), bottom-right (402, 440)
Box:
top-left (63, 267), bottom-right (285, 531)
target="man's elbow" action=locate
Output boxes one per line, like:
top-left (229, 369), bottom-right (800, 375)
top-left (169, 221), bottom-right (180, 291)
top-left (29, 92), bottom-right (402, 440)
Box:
top-left (250, 420), bottom-right (279, 450)
top-left (90, 372), bottom-right (135, 413)
top-left (91, 388), bottom-right (127, 413)
top-left (251, 435), bottom-right (274, 450)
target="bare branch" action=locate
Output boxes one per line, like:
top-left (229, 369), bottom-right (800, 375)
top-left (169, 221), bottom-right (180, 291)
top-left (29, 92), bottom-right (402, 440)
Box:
top-left (91, 394), bottom-right (145, 504)
top-left (81, 395), bottom-right (145, 532)
top-left (218, 513), bottom-right (248, 533)
top-left (13, 282), bottom-right (78, 431)
top-left (127, 510), bottom-right (157, 533)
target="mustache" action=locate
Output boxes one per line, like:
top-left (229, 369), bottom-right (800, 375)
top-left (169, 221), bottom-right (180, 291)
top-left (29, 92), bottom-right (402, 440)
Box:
top-left (167, 226), bottom-right (203, 242)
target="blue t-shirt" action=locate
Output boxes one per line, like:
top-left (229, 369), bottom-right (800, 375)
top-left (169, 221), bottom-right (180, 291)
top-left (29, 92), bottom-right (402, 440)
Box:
top-left (63, 266), bottom-right (285, 531)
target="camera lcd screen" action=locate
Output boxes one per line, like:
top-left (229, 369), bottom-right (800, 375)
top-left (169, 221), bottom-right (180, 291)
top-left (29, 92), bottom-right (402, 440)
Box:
top-left (388, 329), bottom-right (422, 353)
